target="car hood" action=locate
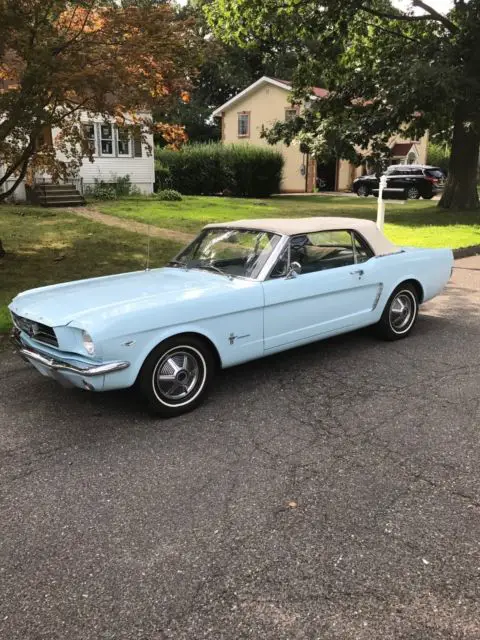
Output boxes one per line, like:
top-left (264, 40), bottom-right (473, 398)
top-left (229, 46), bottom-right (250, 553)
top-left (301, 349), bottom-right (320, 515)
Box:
top-left (9, 267), bottom-right (239, 327)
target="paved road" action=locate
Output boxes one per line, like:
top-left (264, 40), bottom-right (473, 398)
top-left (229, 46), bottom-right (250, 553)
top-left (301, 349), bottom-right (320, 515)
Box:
top-left (1, 258), bottom-right (480, 640)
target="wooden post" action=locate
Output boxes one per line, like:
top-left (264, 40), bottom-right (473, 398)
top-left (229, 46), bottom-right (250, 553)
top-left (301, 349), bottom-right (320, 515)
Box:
top-left (376, 174), bottom-right (387, 231)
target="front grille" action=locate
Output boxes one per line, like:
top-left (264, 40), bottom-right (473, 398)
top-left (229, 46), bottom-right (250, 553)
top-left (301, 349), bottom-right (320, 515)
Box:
top-left (11, 312), bottom-right (58, 347)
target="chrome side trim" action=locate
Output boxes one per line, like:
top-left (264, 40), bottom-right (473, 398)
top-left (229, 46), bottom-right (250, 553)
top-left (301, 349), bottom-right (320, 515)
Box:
top-left (372, 283), bottom-right (384, 310)
top-left (13, 336), bottom-right (130, 377)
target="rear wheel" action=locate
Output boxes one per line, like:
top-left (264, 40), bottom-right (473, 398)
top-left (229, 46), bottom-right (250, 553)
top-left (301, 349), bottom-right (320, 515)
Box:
top-left (356, 184), bottom-right (370, 197)
top-left (375, 284), bottom-right (419, 340)
top-left (138, 336), bottom-right (215, 417)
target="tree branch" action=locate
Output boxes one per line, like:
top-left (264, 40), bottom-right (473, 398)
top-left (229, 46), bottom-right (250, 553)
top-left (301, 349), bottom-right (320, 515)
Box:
top-left (0, 143), bottom-right (34, 202)
top-left (360, 2), bottom-right (457, 31)
top-left (412, 1), bottom-right (458, 32)
top-left (0, 139), bottom-right (36, 188)
top-left (364, 21), bottom-right (422, 44)
top-left (51, 1), bottom-right (97, 56)
top-left (360, 5), bottom-right (432, 22)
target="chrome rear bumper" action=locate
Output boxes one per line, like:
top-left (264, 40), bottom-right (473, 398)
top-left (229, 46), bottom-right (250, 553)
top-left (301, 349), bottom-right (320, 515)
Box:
top-left (11, 329), bottom-right (129, 377)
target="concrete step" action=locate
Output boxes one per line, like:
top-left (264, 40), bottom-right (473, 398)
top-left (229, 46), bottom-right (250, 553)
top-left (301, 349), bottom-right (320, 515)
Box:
top-left (37, 199), bottom-right (86, 207)
top-left (33, 184), bottom-right (77, 193)
top-left (34, 183), bottom-right (85, 207)
top-left (37, 192), bottom-right (83, 200)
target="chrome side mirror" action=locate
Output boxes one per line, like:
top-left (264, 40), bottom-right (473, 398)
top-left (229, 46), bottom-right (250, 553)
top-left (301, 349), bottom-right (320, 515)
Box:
top-left (286, 261), bottom-right (302, 279)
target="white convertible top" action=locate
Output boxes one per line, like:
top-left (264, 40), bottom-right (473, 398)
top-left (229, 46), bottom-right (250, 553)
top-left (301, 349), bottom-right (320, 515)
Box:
top-left (204, 217), bottom-right (400, 256)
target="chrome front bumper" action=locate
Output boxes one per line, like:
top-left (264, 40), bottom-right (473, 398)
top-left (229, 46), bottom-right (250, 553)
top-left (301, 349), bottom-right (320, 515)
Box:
top-left (11, 328), bottom-right (129, 378)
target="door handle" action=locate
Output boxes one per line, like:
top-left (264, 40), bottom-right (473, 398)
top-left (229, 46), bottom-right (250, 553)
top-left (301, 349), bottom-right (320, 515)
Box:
top-left (350, 269), bottom-right (364, 277)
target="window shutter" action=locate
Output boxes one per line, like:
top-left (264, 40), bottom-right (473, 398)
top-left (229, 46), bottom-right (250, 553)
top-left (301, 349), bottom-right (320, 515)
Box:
top-left (133, 130), bottom-right (142, 157)
top-left (94, 124), bottom-right (100, 156)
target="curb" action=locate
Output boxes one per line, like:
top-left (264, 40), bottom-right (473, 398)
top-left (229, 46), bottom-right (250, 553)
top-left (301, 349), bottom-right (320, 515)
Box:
top-left (453, 245), bottom-right (480, 260)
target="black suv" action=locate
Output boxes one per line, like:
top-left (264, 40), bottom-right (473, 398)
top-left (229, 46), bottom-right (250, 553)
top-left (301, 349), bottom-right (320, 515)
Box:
top-left (353, 165), bottom-right (446, 199)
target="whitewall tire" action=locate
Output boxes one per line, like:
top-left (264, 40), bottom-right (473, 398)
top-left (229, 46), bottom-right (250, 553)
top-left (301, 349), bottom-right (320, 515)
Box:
top-left (138, 336), bottom-right (215, 417)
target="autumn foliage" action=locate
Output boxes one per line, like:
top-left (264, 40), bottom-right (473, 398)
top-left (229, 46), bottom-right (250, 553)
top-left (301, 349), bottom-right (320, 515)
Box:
top-left (0, 0), bottom-right (198, 199)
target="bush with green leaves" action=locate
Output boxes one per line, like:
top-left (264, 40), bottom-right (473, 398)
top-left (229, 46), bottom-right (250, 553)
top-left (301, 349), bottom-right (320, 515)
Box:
top-left (154, 162), bottom-right (173, 191)
top-left (84, 180), bottom-right (117, 200)
top-left (155, 143), bottom-right (284, 197)
top-left (85, 175), bottom-right (141, 200)
top-left (427, 143), bottom-right (450, 175)
top-left (157, 189), bottom-right (182, 201)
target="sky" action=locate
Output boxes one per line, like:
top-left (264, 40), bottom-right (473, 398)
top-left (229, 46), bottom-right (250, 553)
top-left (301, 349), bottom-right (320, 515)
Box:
top-left (392, 0), bottom-right (454, 13)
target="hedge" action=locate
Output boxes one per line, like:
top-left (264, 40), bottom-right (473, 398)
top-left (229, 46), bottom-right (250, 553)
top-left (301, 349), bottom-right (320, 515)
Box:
top-left (155, 143), bottom-right (284, 197)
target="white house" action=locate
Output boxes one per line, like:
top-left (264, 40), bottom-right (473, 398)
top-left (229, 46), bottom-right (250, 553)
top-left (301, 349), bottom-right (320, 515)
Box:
top-left (0, 110), bottom-right (155, 204)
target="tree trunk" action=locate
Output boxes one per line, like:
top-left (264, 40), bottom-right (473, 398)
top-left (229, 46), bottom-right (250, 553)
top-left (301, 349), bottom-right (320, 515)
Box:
top-left (438, 110), bottom-right (480, 210)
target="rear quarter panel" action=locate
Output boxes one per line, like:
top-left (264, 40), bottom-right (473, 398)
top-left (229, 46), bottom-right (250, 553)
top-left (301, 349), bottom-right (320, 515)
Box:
top-left (372, 247), bottom-right (453, 320)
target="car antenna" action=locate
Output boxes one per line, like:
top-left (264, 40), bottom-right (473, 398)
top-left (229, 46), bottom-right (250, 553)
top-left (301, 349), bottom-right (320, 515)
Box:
top-left (145, 223), bottom-right (151, 271)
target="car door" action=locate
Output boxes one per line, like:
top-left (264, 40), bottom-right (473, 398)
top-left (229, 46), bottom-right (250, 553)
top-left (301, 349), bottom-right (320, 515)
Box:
top-left (387, 166), bottom-right (407, 190)
top-left (262, 230), bottom-right (383, 351)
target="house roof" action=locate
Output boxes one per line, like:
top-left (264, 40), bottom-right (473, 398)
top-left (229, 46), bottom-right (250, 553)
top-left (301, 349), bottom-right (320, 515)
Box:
top-left (391, 142), bottom-right (416, 157)
top-left (211, 76), bottom-right (328, 117)
top-left (204, 217), bottom-right (400, 256)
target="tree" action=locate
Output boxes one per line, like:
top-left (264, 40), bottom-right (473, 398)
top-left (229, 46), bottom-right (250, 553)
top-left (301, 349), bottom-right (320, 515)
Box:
top-left (155, 0), bottom-right (298, 144)
top-left (206, 0), bottom-right (480, 210)
top-left (0, 0), bottom-right (198, 202)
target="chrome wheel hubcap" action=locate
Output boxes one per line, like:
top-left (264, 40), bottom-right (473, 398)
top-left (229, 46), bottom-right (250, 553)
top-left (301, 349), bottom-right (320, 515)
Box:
top-left (407, 187), bottom-right (419, 199)
top-left (155, 350), bottom-right (200, 400)
top-left (389, 293), bottom-right (414, 331)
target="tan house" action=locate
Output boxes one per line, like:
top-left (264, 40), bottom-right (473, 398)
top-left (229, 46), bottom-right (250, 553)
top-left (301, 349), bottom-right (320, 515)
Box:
top-left (212, 76), bottom-right (428, 193)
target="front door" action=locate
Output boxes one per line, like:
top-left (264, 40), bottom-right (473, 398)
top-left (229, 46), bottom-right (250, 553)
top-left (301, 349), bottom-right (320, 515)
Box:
top-left (262, 230), bottom-right (382, 351)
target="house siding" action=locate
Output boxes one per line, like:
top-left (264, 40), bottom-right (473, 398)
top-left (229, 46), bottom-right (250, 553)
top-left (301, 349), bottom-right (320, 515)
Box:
top-left (221, 83), bottom-right (308, 193)
top-left (54, 113), bottom-right (155, 194)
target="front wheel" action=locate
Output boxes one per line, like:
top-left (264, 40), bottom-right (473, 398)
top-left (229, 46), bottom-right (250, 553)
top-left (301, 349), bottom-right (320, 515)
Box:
top-left (138, 336), bottom-right (215, 417)
top-left (375, 284), bottom-right (419, 340)
top-left (406, 185), bottom-right (421, 199)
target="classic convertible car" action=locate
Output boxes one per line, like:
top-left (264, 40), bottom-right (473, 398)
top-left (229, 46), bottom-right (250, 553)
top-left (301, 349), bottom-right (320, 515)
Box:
top-left (10, 217), bottom-right (453, 417)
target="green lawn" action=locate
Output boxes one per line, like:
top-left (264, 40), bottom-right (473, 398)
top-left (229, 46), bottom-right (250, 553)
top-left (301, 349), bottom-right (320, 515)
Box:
top-left (95, 195), bottom-right (480, 249)
top-left (0, 204), bottom-right (182, 334)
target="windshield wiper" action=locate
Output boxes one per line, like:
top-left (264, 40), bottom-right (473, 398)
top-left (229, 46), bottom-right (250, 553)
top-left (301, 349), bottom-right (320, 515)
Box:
top-left (167, 259), bottom-right (188, 269)
top-left (195, 261), bottom-right (233, 280)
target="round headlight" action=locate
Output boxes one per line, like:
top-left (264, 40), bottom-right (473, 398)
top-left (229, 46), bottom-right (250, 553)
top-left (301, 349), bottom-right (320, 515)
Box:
top-left (82, 331), bottom-right (95, 355)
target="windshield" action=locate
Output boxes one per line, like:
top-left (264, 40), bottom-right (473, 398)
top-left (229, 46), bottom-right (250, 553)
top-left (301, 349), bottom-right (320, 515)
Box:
top-left (170, 228), bottom-right (281, 279)
top-left (425, 168), bottom-right (444, 179)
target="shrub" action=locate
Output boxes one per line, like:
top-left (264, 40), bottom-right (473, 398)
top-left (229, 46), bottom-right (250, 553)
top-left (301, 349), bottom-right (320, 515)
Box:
top-left (157, 189), bottom-right (182, 201)
top-left (155, 143), bottom-right (284, 197)
top-left (85, 175), bottom-right (141, 200)
top-left (427, 143), bottom-right (450, 175)
top-left (154, 162), bottom-right (173, 191)
top-left (84, 180), bottom-right (117, 200)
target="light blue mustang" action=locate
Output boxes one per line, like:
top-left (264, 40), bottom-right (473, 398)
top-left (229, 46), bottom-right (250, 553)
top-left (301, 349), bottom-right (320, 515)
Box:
top-left (9, 217), bottom-right (453, 417)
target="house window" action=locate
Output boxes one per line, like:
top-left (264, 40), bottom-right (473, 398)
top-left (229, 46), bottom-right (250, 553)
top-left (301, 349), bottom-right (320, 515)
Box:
top-left (117, 127), bottom-right (130, 156)
top-left (237, 112), bottom-right (250, 137)
top-left (84, 124), bottom-right (96, 154)
top-left (285, 108), bottom-right (297, 121)
top-left (100, 123), bottom-right (113, 155)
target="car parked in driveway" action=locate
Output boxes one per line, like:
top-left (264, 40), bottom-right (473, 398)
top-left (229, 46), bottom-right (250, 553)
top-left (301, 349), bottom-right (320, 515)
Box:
top-left (9, 217), bottom-right (453, 417)
top-left (353, 165), bottom-right (446, 199)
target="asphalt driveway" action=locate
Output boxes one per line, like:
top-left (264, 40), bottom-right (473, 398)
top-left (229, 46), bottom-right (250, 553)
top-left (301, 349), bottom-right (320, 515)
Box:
top-left (1, 257), bottom-right (480, 640)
